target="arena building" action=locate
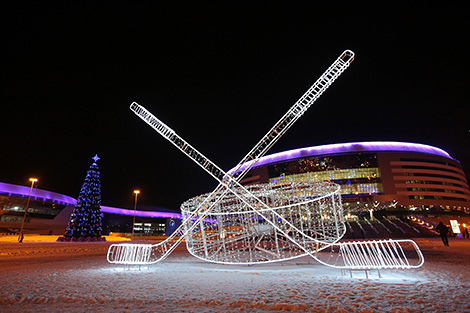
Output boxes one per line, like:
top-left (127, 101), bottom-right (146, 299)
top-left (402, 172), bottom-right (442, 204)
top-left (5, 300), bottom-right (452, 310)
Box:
top-left (3, 141), bottom-right (469, 238)
top-left (234, 141), bottom-right (470, 215)
top-left (0, 181), bottom-right (181, 236)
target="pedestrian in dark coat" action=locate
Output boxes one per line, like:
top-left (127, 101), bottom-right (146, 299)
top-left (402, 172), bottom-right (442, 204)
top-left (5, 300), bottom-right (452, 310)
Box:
top-left (436, 222), bottom-right (450, 246)
top-left (463, 227), bottom-right (469, 239)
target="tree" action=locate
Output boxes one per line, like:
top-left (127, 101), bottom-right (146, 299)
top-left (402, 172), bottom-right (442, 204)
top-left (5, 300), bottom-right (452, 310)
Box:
top-left (62, 154), bottom-right (104, 241)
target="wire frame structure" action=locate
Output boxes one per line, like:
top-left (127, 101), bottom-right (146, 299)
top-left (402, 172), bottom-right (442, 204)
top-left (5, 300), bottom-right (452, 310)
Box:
top-left (181, 181), bottom-right (344, 264)
top-left (107, 48), bottom-right (425, 273)
top-left (108, 50), bottom-right (355, 265)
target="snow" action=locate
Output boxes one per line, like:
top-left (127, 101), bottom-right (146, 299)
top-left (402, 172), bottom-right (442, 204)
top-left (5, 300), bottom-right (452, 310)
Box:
top-left (1, 237), bottom-right (469, 312)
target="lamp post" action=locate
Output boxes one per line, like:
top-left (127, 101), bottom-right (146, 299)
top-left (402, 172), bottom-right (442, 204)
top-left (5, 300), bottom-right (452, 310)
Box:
top-left (131, 190), bottom-right (140, 240)
top-left (18, 178), bottom-right (38, 242)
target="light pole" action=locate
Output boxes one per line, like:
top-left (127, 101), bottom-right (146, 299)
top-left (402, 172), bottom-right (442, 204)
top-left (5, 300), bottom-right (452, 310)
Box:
top-left (18, 178), bottom-right (38, 242)
top-left (131, 190), bottom-right (140, 240)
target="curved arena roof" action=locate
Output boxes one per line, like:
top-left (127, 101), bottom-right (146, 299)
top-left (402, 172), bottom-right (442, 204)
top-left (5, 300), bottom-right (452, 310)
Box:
top-left (0, 181), bottom-right (181, 219)
top-left (230, 141), bottom-right (454, 174)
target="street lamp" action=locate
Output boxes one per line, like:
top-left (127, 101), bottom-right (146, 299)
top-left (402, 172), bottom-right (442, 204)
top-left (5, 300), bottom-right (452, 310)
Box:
top-left (131, 190), bottom-right (140, 240)
top-left (18, 178), bottom-right (38, 242)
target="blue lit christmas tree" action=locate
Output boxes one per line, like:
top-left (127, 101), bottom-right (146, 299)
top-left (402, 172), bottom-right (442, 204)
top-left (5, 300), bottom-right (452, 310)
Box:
top-left (60, 154), bottom-right (105, 241)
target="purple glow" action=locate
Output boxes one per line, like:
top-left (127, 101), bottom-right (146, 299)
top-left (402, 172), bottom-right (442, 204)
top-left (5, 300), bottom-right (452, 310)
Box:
top-left (0, 182), bottom-right (76, 206)
top-left (101, 206), bottom-right (182, 219)
top-left (229, 141), bottom-right (454, 174)
top-left (0, 181), bottom-right (181, 219)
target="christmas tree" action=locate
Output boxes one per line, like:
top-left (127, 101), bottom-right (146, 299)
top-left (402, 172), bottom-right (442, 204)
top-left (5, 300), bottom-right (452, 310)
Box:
top-left (59, 154), bottom-right (105, 241)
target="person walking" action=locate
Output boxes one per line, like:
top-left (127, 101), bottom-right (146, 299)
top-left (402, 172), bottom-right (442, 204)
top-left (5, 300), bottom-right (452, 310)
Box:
top-left (436, 221), bottom-right (450, 246)
top-left (463, 227), bottom-right (469, 239)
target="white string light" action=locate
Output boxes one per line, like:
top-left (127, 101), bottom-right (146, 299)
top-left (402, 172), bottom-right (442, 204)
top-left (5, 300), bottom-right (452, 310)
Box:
top-left (107, 49), bottom-right (424, 272)
top-left (108, 50), bottom-right (355, 265)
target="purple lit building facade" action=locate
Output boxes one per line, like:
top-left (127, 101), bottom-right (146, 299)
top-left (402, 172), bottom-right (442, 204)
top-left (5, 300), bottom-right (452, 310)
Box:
top-left (0, 181), bottom-right (181, 235)
top-left (2, 141), bottom-right (469, 235)
top-left (236, 142), bottom-right (470, 214)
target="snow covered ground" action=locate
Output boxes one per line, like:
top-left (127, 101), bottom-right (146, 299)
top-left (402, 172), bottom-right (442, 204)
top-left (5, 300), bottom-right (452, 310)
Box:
top-left (1, 237), bottom-right (469, 312)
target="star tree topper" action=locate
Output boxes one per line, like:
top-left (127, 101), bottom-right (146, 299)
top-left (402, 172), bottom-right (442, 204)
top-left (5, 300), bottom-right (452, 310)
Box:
top-left (92, 154), bottom-right (100, 163)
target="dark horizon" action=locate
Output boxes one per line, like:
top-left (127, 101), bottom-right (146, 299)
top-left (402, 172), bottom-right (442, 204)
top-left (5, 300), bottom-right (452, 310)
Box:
top-left (3, 3), bottom-right (469, 210)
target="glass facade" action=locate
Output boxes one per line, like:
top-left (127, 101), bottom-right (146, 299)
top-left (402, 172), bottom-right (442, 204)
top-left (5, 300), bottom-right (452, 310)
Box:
top-left (102, 213), bottom-right (167, 235)
top-left (268, 153), bottom-right (379, 175)
top-left (267, 154), bottom-right (383, 197)
top-left (405, 180), bottom-right (466, 188)
top-left (0, 194), bottom-right (64, 223)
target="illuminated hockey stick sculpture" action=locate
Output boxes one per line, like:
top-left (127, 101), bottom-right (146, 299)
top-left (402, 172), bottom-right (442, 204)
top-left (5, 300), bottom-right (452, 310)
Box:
top-left (108, 50), bottom-right (355, 265)
top-left (107, 50), bottom-right (424, 270)
top-left (109, 106), bottom-right (424, 269)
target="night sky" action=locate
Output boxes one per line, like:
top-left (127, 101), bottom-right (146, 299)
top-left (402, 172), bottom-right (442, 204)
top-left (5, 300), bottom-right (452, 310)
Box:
top-left (3, 3), bottom-right (469, 211)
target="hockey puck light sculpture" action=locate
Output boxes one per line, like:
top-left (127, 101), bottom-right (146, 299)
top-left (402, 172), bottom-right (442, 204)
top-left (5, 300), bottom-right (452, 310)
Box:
top-left (181, 181), bottom-right (344, 264)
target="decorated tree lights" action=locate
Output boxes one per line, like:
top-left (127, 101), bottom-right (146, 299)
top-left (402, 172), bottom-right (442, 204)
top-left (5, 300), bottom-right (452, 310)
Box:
top-left (58, 155), bottom-right (105, 242)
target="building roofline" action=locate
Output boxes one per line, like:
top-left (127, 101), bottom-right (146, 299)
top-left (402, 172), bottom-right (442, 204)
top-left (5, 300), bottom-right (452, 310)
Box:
top-left (230, 141), bottom-right (454, 174)
top-left (0, 181), bottom-right (180, 219)
top-left (0, 182), bottom-right (76, 206)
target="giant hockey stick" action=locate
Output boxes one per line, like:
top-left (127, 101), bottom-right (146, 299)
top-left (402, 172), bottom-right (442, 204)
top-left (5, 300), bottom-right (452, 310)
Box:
top-left (110, 103), bottom-right (424, 270)
top-left (108, 50), bottom-right (423, 270)
top-left (108, 50), bottom-right (354, 265)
